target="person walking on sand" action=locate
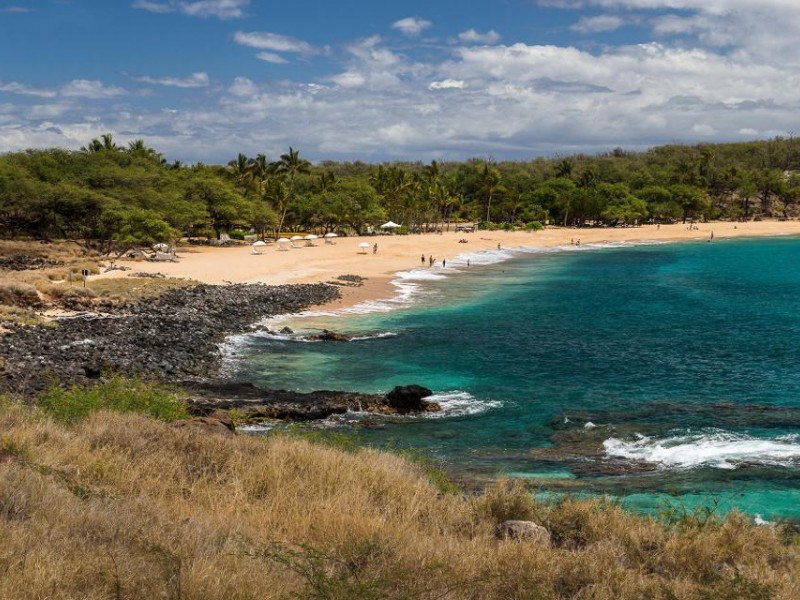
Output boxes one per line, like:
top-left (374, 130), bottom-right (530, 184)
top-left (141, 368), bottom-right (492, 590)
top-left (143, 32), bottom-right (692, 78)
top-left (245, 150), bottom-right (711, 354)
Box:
top-left (428, 255), bottom-right (433, 267)
top-left (373, 243), bottom-right (378, 254)
top-left (421, 253), bottom-right (425, 264)
top-left (442, 259), bottom-right (446, 268)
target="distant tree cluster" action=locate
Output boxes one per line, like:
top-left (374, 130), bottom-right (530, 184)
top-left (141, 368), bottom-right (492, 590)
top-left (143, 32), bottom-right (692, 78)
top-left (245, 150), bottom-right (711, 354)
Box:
top-left (2, 135), bottom-right (800, 250)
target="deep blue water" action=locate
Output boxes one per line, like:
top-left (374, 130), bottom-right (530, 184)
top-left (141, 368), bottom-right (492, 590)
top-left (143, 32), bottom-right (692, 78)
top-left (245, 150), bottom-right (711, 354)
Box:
top-left (230, 237), bottom-right (800, 520)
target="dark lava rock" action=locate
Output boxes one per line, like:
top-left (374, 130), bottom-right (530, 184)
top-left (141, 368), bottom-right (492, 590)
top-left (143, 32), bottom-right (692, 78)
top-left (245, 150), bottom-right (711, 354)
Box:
top-left (0, 283), bottom-right (340, 396)
top-left (183, 380), bottom-right (440, 422)
top-left (308, 329), bottom-right (353, 342)
top-left (386, 385), bottom-right (433, 412)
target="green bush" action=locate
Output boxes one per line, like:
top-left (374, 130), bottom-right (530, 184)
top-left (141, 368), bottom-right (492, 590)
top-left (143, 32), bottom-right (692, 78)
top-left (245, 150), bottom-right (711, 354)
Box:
top-left (37, 375), bottom-right (189, 424)
top-left (228, 229), bottom-right (246, 240)
top-left (528, 221), bottom-right (544, 231)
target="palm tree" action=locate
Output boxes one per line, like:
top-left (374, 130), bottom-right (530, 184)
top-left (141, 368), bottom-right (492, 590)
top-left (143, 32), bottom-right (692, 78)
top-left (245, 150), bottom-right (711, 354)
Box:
top-left (477, 164), bottom-right (501, 222)
top-left (249, 153), bottom-right (270, 196)
top-left (127, 139), bottom-right (163, 162)
top-left (271, 147), bottom-right (311, 235)
top-left (272, 147), bottom-right (311, 188)
top-left (227, 153), bottom-right (253, 194)
top-left (81, 132), bottom-right (119, 153)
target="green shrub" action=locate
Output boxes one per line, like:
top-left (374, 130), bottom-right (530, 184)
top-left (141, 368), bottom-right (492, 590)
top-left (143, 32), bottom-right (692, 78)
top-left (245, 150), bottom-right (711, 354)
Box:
top-left (528, 221), bottom-right (544, 231)
top-left (37, 375), bottom-right (189, 424)
top-left (228, 229), bottom-right (246, 240)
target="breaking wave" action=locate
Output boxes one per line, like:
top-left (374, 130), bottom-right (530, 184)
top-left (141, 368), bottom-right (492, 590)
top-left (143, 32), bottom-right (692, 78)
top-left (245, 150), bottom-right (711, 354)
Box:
top-left (604, 429), bottom-right (800, 470)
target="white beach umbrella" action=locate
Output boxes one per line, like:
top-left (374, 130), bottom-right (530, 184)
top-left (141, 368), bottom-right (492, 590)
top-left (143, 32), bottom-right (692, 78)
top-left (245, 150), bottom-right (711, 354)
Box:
top-left (380, 221), bottom-right (401, 229)
top-left (252, 240), bottom-right (267, 247)
top-left (358, 242), bottom-right (371, 254)
top-left (277, 238), bottom-right (290, 243)
top-left (290, 235), bottom-right (304, 241)
top-left (324, 232), bottom-right (338, 238)
top-left (304, 234), bottom-right (318, 240)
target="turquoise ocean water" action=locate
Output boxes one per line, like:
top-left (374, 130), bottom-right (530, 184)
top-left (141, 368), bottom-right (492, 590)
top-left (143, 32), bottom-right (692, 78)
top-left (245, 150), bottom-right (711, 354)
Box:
top-left (226, 236), bottom-right (800, 521)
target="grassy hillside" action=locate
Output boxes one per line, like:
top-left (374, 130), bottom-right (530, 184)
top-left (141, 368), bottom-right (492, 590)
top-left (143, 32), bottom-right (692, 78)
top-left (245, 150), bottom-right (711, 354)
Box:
top-left (1, 388), bottom-right (799, 599)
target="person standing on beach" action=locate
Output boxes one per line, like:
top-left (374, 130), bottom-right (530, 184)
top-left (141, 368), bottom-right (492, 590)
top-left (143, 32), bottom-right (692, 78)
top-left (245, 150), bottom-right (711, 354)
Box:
top-left (429, 255), bottom-right (433, 267)
top-left (373, 243), bottom-right (378, 254)
top-left (442, 259), bottom-right (446, 268)
top-left (421, 254), bottom-right (425, 264)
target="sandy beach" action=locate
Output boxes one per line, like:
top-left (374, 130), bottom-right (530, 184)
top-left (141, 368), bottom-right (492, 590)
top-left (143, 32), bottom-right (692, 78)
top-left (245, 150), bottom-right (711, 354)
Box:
top-left (98, 221), bottom-right (800, 308)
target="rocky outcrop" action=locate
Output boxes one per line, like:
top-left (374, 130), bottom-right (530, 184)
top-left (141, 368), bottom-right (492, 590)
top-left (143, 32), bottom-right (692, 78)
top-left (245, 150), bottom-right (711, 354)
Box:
top-left (386, 385), bottom-right (434, 413)
top-left (184, 382), bottom-right (441, 422)
top-left (0, 283), bottom-right (340, 395)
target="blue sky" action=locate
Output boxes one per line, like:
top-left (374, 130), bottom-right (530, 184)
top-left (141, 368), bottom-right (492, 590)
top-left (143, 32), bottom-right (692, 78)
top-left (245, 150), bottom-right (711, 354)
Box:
top-left (1, 0), bottom-right (799, 163)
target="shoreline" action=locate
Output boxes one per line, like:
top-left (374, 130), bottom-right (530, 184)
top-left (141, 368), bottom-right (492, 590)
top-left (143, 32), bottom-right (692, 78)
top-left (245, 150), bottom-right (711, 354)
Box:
top-left (96, 221), bottom-right (800, 314)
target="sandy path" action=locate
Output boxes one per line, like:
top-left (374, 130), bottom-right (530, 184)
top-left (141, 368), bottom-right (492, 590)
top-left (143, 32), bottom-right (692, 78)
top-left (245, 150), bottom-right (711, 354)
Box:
top-left (96, 221), bottom-right (800, 307)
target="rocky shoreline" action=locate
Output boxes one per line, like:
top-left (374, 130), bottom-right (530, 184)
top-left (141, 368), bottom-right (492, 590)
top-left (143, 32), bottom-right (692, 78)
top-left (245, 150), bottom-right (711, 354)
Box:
top-left (0, 281), bottom-right (441, 420)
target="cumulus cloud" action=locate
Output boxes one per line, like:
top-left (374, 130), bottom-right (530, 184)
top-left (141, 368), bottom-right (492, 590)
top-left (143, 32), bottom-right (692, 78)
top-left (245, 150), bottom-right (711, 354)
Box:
top-left (391, 17), bottom-right (432, 37)
top-left (458, 29), bottom-right (501, 44)
top-left (571, 15), bottom-right (626, 33)
top-left (133, 72), bottom-right (210, 88)
top-left (234, 31), bottom-right (314, 54)
top-left (132, 0), bottom-right (249, 19)
top-left (429, 79), bottom-right (467, 90)
top-left (60, 80), bottom-right (126, 99)
top-left (3, 2), bottom-right (800, 162)
top-left (0, 81), bottom-right (56, 98)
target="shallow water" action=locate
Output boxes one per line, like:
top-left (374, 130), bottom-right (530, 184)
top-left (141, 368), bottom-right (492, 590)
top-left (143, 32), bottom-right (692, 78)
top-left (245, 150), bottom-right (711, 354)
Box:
top-left (227, 237), bottom-right (800, 521)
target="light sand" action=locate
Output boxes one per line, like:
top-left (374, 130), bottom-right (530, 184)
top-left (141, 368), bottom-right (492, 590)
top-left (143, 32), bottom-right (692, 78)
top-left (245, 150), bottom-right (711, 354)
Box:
top-left (96, 221), bottom-right (800, 308)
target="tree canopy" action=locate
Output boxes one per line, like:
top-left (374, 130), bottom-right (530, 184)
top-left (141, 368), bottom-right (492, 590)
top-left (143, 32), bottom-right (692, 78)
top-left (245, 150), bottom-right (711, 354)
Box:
top-left (2, 135), bottom-right (800, 248)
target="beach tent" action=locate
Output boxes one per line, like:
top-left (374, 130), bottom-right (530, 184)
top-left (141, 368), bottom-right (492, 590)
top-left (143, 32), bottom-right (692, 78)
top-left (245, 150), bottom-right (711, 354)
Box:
top-left (303, 234), bottom-right (318, 247)
top-left (277, 237), bottom-right (291, 251)
top-left (251, 240), bottom-right (267, 255)
top-left (324, 232), bottom-right (338, 245)
top-left (358, 242), bottom-right (371, 254)
top-left (380, 221), bottom-right (401, 230)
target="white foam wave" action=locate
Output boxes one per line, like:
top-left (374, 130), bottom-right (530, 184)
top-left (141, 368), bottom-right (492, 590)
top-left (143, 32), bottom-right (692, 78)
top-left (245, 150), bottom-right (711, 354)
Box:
top-left (604, 430), bottom-right (800, 470)
top-left (426, 391), bottom-right (502, 418)
top-left (349, 331), bottom-right (398, 341)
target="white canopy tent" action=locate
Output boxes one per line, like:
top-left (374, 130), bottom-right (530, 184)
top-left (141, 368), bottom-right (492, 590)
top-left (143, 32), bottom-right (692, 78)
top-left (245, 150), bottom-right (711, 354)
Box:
top-left (324, 232), bottom-right (338, 245)
top-left (251, 240), bottom-right (267, 255)
top-left (357, 242), bottom-right (371, 254)
top-left (380, 221), bottom-right (401, 229)
top-left (276, 237), bottom-right (291, 251)
top-left (303, 234), bottom-right (318, 247)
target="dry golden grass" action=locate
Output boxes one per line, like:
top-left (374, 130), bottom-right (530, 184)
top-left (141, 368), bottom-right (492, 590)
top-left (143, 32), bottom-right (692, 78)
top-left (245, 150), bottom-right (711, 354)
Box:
top-left (1, 398), bottom-right (798, 599)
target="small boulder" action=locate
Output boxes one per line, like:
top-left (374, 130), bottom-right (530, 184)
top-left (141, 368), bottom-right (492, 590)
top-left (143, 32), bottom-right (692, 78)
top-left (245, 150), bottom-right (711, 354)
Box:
top-left (172, 415), bottom-right (236, 437)
top-left (386, 385), bottom-right (433, 412)
top-left (496, 520), bottom-right (550, 544)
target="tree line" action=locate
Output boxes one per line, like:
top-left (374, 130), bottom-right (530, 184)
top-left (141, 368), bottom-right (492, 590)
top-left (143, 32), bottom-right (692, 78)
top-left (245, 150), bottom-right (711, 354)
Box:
top-left (1, 135), bottom-right (800, 250)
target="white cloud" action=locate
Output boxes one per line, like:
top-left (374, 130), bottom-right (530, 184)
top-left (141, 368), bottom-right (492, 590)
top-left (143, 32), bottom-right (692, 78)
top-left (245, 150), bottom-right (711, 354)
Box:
top-left (330, 71), bottom-right (366, 88)
top-left (4, 2), bottom-right (800, 162)
top-left (0, 81), bottom-right (57, 98)
top-left (132, 0), bottom-right (249, 19)
top-left (234, 31), bottom-right (315, 55)
top-left (429, 79), bottom-right (467, 90)
top-left (571, 15), bottom-right (626, 33)
top-left (60, 80), bottom-right (126, 99)
top-left (458, 29), bottom-right (501, 44)
top-left (391, 17), bottom-right (432, 37)
top-left (228, 77), bottom-right (258, 97)
top-left (256, 52), bottom-right (288, 64)
top-left (133, 72), bottom-right (210, 88)
top-left (0, 6), bottom-right (35, 13)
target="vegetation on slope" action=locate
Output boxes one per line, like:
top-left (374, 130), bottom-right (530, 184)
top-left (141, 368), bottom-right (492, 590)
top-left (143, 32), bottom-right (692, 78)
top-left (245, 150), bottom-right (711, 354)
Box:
top-left (0, 385), bottom-right (798, 599)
